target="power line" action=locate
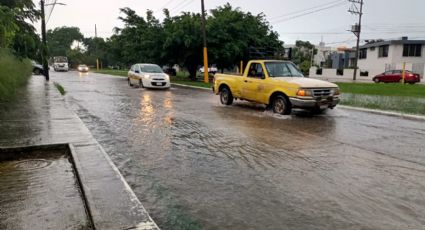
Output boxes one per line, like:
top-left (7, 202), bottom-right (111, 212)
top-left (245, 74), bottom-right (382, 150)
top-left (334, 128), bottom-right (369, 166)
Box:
top-left (156, 0), bottom-right (176, 12)
top-left (170, 0), bottom-right (196, 14)
top-left (168, 0), bottom-right (191, 12)
top-left (46, 0), bottom-right (56, 24)
top-left (271, 1), bottom-right (348, 24)
top-left (269, 0), bottom-right (344, 20)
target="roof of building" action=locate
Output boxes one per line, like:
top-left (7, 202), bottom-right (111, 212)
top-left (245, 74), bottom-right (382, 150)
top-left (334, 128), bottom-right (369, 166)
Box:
top-left (360, 37), bottom-right (425, 49)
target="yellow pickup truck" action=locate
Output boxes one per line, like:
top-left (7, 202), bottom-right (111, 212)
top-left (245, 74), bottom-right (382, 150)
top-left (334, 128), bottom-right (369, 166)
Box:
top-left (213, 60), bottom-right (340, 114)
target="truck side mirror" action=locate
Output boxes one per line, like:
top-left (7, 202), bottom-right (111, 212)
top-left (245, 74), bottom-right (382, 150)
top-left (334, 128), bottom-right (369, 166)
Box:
top-left (135, 70), bottom-right (140, 73)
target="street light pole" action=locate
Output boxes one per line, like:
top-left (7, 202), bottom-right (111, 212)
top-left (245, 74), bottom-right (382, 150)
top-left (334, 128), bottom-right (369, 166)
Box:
top-left (201, 0), bottom-right (209, 83)
top-left (40, 0), bottom-right (49, 81)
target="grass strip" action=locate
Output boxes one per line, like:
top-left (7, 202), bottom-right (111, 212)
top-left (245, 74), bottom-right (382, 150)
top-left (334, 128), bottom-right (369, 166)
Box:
top-left (93, 69), bottom-right (127, 77)
top-left (336, 82), bottom-right (425, 98)
top-left (341, 93), bottom-right (425, 115)
top-left (54, 82), bottom-right (66, 95)
top-left (94, 69), bottom-right (213, 88)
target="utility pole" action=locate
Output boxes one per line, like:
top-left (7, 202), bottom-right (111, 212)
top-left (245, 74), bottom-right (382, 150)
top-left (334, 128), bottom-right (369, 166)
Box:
top-left (201, 0), bottom-right (209, 83)
top-left (40, 1), bottom-right (66, 81)
top-left (310, 48), bottom-right (315, 68)
top-left (95, 24), bottom-right (99, 70)
top-left (349, 0), bottom-right (364, 81)
top-left (40, 0), bottom-right (49, 81)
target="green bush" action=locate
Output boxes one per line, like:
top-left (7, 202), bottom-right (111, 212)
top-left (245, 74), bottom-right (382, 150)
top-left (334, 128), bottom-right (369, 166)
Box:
top-left (0, 48), bottom-right (32, 101)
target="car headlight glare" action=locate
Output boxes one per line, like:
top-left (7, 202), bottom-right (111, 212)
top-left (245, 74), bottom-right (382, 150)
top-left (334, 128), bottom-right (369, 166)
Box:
top-left (296, 89), bottom-right (312, 97)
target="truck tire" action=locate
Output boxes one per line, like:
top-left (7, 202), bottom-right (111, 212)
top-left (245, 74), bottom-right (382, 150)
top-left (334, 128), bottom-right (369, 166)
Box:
top-left (272, 95), bottom-right (291, 115)
top-left (220, 87), bottom-right (233, 105)
top-left (139, 79), bottom-right (144, 88)
top-left (128, 78), bottom-right (133, 87)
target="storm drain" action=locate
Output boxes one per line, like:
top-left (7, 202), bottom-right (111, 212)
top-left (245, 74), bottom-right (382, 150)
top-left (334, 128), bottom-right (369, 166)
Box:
top-left (0, 144), bottom-right (93, 230)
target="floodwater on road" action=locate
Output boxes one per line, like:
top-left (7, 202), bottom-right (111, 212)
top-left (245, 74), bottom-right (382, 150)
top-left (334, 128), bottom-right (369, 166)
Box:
top-left (51, 71), bottom-right (425, 230)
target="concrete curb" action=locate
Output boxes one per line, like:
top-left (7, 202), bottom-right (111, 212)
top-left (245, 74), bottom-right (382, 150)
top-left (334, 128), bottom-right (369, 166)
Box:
top-left (171, 83), bottom-right (211, 91)
top-left (339, 105), bottom-right (425, 121)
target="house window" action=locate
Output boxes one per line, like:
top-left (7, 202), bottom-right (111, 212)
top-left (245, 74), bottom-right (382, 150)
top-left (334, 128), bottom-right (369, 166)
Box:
top-left (359, 48), bottom-right (367, 59)
top-left (378, 45), bottom-right (389, 57)
top-left (403, 44), bottom-right (422, 57)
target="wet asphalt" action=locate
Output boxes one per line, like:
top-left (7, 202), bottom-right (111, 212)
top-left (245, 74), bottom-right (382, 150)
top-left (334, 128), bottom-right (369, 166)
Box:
top-left (51, 71), bottom-right (425, 230)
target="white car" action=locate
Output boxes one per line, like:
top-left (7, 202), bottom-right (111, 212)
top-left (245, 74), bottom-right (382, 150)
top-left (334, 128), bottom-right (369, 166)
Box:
top-left (77, 64), bottom-right (89, 72)
top-left (199, 66), bottom-right (217, 74)
top-left (128, 63), bottom-right (170, 89)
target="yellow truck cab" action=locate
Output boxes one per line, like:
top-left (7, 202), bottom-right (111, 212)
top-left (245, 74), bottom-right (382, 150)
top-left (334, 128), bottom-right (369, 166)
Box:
top-left (213, 60), bottom-right (340, 114)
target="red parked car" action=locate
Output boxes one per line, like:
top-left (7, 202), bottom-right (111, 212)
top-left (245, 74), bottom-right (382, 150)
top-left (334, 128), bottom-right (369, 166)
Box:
top-left (373, 70), bottom-right (421, 84)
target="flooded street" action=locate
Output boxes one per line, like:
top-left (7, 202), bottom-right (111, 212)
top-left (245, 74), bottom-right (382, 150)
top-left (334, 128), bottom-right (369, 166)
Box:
top-left (51, 71), bottom-right (425, 230)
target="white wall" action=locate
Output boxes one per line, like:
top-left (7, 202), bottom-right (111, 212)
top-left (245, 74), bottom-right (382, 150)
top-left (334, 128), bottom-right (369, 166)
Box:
top-left (358, 43), bottom-right (425, 77)
top-left (391, 44), bottom-right (425, 65)
top-left (357, 45), bottom-right (392, 75)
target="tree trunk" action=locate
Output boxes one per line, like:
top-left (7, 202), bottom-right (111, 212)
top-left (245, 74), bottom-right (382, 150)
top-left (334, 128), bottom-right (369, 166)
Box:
top-left (188, 65), bottom-right (197, 80)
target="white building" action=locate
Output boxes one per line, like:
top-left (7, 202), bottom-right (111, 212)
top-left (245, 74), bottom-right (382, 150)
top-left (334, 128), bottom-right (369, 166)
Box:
top-left (358, 37), bottom-right (425, 78)
top-left (313, 41), bottom-right (336, 67)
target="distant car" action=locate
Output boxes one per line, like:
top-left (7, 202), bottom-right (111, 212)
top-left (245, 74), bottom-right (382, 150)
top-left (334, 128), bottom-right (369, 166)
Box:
top-left (32, 61), bottom-right (43, 75)
top-left (128, 63), bottom-right (170, 89)
top-left (77, 64), bottom-right (89, 72)
top-left (199, 66), bottom-right (218, 74)
top-left (373, 70), bottom-right (421, 84)
top-left (53, 56), bottom-right (69, 72)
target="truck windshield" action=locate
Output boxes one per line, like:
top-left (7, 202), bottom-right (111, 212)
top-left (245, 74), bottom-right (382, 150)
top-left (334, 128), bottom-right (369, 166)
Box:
top-left (54, 56), bottom-right (68, 63)
top-left (141, 65), bottom-right (163, 73)
top-left (265, 62), bottom-right (304, 77)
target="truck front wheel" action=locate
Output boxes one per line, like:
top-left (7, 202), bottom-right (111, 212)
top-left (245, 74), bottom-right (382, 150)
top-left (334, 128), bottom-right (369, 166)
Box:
top-left (272, 95), bottom-right (292, 115)
top-left (220, 87), bottom-right (233, 105)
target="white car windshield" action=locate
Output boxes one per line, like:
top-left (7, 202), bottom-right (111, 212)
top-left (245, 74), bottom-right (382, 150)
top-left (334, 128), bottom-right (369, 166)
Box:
top-left (265, 62), bottom-right (304, 77)
top-left (141, 65), bottom-right (163, 73)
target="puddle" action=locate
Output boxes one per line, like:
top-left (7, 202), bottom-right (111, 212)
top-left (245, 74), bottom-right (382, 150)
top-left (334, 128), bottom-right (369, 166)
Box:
top-left (0, 146), bottom-right (92, 230)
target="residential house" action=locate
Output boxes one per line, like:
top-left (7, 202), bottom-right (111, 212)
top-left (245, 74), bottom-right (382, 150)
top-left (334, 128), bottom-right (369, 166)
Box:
top-left (357, 37), bottom-right (425, 78)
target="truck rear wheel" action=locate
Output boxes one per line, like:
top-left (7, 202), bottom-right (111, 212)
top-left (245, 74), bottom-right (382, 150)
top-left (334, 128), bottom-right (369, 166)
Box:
top-left (272, 95), bottom-right (291, 115)
top-left (220, 87), bottom-right (233, 105)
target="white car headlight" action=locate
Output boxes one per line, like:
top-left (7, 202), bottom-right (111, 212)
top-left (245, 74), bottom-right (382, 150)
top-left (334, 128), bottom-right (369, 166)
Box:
top-left (144, 74), bottom-right (150, 79)
top-left (165, 74), bottom-right (170, 80)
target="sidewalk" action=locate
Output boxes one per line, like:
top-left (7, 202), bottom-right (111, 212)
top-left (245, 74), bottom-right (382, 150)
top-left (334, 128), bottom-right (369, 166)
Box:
top-left (0, 76), bottom-right (159, 230)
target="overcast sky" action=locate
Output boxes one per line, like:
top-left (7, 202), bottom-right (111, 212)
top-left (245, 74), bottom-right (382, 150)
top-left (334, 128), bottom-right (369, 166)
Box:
top-left (35, 0), bottom-right (425, 47)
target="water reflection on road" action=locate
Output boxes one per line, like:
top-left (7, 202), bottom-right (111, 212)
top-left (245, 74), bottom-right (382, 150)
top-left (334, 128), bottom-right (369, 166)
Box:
top-left (53, 72), bottom-right (425, 230)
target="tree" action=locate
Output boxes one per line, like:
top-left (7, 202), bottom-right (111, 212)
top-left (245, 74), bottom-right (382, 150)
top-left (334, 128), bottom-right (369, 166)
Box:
top-left (292, 40), bottom-right (317, 75)
top-left (208, 4), bottom-right (284, 72)
top-left (110, 8), bottom-right (165, 68)
top-left (0, 0), bottom-right (40, 59)
top-left (47, 26), bottom-right (84, 57)
top-left (162, 12), bottom-right (203, 78)
top-left (82, 37), bottom-right (110, 66)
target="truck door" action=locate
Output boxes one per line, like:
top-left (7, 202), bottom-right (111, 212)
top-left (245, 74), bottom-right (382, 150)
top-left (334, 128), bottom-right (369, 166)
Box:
top-left (242, 62), bottom-right (267, 102)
